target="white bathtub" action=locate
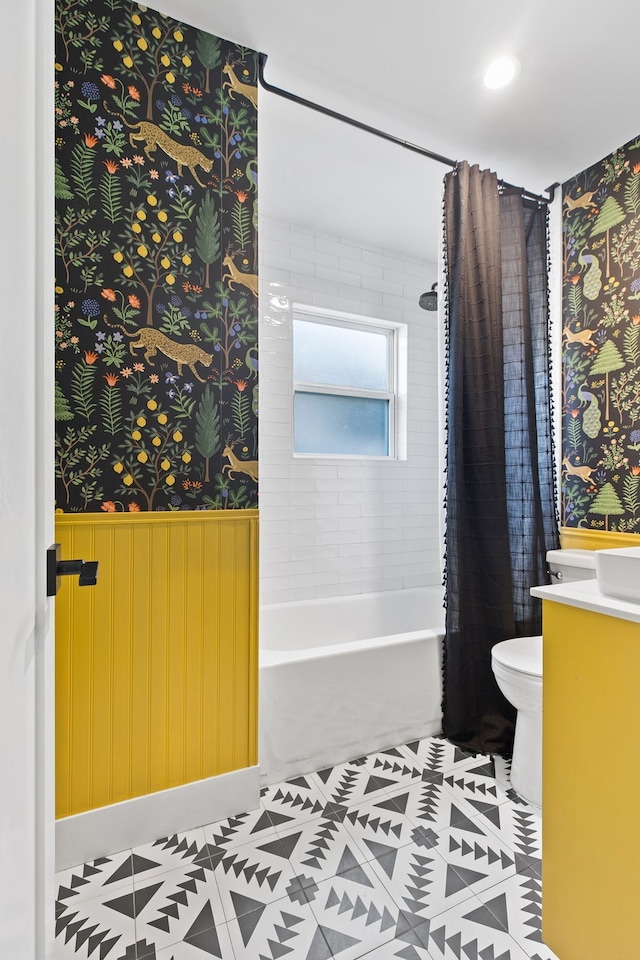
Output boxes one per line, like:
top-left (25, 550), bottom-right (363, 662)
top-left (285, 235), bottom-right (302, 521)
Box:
top-left (259, 586), bottom-right (444, 785)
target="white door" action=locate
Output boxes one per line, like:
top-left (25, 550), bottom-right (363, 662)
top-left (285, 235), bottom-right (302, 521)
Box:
top-left (0, 0), bottom-right (55, 956)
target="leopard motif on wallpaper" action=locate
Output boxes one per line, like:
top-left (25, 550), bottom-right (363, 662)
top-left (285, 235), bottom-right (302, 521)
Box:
top-left (55, 0), bottom-right (258, 512)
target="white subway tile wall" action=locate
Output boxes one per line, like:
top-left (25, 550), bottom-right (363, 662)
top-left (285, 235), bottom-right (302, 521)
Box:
top-left (259, 218), bottom-right (441, 604)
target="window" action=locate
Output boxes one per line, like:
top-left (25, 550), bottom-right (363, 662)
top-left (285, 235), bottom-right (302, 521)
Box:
top-left (292, 305), bottom-right (405, 458)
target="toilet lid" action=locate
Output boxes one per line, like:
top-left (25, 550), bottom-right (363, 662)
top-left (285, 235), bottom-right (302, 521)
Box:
top-left (491, 635), bottom-right (542, 677)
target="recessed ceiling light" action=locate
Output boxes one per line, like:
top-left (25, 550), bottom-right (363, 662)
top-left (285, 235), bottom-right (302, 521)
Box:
top-left (484, 55), bottom-right (520, 90)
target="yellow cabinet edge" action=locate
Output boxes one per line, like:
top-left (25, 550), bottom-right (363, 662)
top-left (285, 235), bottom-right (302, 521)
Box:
top-left (559, 525), bottom-right (640, 551)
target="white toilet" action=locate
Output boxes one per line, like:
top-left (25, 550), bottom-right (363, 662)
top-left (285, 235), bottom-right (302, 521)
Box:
top-left (491, 549), bottom-right (596, 807)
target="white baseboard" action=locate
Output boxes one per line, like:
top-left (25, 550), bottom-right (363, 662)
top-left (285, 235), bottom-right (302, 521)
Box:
top-left (55, 765), bottom-right (260, 872)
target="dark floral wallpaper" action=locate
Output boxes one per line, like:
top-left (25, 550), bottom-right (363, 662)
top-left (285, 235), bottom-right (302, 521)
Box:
top-left (562, 135), bottom-right (640, 532)
top-left (55, 0), bottom-right (258, 512)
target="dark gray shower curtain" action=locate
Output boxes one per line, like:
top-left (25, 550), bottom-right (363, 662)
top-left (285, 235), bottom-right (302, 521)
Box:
top-left (442, 161), bottom-right (559, 756)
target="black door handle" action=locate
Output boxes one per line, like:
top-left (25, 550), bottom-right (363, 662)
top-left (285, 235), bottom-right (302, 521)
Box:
top-left (47, 544), bottom-right (99, 596)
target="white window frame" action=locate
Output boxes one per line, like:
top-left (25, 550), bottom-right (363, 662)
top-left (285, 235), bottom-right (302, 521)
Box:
top-left (292, 304), bottom-right (407, 460)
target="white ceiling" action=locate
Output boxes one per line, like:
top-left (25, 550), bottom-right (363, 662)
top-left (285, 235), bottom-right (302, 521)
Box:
top-left (160, 0), bottom-right (640, 261)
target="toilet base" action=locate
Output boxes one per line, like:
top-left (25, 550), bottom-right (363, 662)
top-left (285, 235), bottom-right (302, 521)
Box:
top-left (509, 707), bottom-right (542, 808)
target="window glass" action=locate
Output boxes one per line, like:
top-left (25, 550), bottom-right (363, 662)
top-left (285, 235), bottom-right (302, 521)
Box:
top-left (294, 318), bottom-right (389, 391)
top-left (293, 393), bottom-right (389, 456)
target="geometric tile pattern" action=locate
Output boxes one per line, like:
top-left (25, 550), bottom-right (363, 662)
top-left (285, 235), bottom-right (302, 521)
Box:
top-left (54, 734), bottom-right (559, 960)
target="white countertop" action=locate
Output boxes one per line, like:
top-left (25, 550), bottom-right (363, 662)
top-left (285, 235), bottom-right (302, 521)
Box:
top-left (531, 579), bottom-right (640, 625)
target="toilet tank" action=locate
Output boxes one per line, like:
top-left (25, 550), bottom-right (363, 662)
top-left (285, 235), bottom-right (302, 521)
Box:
top-left (546, 548), bottom-right (596, 584)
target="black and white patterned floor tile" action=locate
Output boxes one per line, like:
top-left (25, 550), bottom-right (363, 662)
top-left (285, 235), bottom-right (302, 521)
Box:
top-left (272, 817), bottom-right (373, 881)
top-left (226, 891), bottom-right (330, 959)
top-left (212, 828), bottom-right (313, 922)
top-left (55, 849), bottom-right (156, 958)
top-left (313, 747), bottom-right (424, 809)
top-left (379, 776), bottom-right (488, 838)
top-left (470, 874), bottom-right (559, 959)
top-left (153, 922), bottom-right (236, 960)
top-left (202, 808), bottom-right (281, 853)
top-left (398, 736), bottom-right (485, 775)
top-left (400, 887), bottom-right (536, 960)
top-left (131, 860), bottom-right (227, 953)
top-left (439, 758), bottom-right (512, 811)
top-left (478, 803), bottom-right (542, 879)
top-left (339, 791), bottom-right (418, 856)
top-left (366, 814), bottom-right (520, 922)
top-left (55, 877), bottom-right (136, 960)
top-left (54, 736), bottom-right (558, 960)
top-left (303, 864), bottom-right (401, 960)
top-left (56, 851), bottom-right (136, 909)
top-left (260, 775), bottom-right (331, 828)
top-left (130, 829), bottom-right (214, 884)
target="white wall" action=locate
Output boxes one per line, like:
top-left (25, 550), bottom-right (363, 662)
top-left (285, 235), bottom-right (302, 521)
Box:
top-left (259, 218), bottom-right (442, 604)
top-left (1, 0), bottom-right (55, 955)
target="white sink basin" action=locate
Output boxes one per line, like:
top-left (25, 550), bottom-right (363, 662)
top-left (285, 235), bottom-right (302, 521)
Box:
top-left (596, 547), bottom-right (640, 604)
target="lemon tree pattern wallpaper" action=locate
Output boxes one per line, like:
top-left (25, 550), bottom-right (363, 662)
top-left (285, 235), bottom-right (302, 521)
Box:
top-left (55, 0), bottom-right (258, 512)
top-left (562, 135), bottom-right (640, 532)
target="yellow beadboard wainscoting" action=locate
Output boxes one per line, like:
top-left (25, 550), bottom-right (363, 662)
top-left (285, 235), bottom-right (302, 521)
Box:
top-left (560, 525), bottom-right (640, 551)
top-left (55, 509), bottom-right (258, 819)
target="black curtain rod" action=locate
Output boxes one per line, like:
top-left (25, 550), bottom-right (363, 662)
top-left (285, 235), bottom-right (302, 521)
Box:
top-left (257, 53), bottom-right (558, 206)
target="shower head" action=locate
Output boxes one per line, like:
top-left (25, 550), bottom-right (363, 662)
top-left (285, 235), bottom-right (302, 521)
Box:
top-left (419, 282), bottom-right (438, 311)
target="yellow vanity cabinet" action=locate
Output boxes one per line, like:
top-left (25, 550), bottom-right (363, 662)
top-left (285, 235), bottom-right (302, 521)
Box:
top-left (532, 583), bottom-right (640, 960)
